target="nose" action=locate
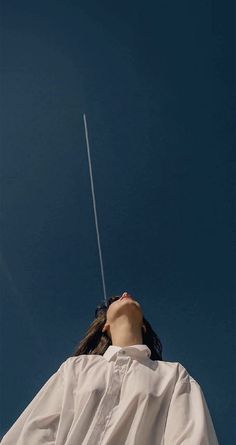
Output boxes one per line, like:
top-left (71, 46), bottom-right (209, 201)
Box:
top-left (121, 292), bottom-right (133, 299)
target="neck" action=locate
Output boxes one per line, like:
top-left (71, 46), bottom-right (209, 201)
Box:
top-left (110, 317), bottom-right (143, 347)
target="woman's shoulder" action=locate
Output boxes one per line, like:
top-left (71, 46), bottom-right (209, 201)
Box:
top-left (60, 354), bottom-right (103, 371)
top-left (156, 359), bottom-right (196, 383)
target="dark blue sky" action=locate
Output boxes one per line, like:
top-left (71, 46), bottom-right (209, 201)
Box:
top-left (0, 1), bottom-right (234, 442)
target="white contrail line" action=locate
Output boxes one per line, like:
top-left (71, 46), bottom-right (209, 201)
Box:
top-left (83, 114), bottom-right (107, 305)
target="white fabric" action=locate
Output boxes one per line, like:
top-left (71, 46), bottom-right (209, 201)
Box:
top-left (1, 345), bottom-right (219, 444)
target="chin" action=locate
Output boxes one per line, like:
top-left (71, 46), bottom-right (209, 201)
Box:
top-left (121, 299), bottom-right (142, 311)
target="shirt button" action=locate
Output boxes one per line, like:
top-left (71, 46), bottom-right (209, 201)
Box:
top-left (121, 350), bottom-right (126, 354)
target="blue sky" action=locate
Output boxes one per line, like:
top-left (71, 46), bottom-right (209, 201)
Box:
top-left (0, 1), bottom-right (234, 442)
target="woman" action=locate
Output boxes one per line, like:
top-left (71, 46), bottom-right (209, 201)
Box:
top-left (1, 291), bottom-right (219, 444)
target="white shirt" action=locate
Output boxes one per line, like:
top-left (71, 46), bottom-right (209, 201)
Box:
top-left (1, 344), bottom-right (219, 445)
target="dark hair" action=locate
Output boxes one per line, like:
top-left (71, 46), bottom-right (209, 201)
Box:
top-left (72, 295), bottom-right (163, 361)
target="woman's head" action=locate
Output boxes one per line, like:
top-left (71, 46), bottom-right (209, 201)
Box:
top-left (102, 292), bottom-right (144, 339)
top-left (72, 293), bottom-right (163, 361)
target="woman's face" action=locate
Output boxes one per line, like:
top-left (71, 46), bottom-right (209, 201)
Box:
top-left (104, 292), bottom-right (143, 331)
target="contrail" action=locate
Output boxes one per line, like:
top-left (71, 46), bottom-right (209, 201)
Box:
top-left (83, 114), bottom-right (108, 305)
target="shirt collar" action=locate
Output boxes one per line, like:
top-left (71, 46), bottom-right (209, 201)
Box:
top-left (103, 344), bottom-right (151, 362)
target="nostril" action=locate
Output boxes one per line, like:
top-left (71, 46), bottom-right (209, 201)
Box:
top-left (120, 292), bottom-right (133, 300)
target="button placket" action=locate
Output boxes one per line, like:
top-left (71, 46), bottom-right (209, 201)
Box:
top-left (92, 353), bottom-right (132, 444)
top-left (97, 356), bottom-right (130, 445)
top-left (107, 353), bottom-right (130, 392)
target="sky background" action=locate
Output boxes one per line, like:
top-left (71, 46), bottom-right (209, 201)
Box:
top-left (0, 1), bottom-right (235, 443)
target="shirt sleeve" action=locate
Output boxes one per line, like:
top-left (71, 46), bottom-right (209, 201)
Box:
top-left (163, 372), bottom-right (219, 445)
top-left (1, 361), bottom-right (66, 445)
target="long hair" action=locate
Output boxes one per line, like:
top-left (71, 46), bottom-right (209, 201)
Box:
top-left (72, 295), bottom-right (163, 361)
